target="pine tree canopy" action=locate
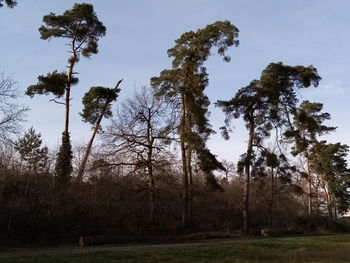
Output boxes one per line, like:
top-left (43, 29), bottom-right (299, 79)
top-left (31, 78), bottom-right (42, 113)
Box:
top-left (168, 20), bottom-right (239, 68)
top-left (151, 21), bottom-right (239, 186)
top-left (217, 62), bottom-right (321, 140)
top-left (14, 127), bottom-right (48, 172)
top-left (284, 100), bottom-right (336, 156)
top-left (26, 71), bottom-right (78, 98)
top-left (14, 127), bottom-right (46, 162)
top-left (80, 85), bottom-right (121, 126)
top-left (39, 3), bottom-right (106, 58)
top-left (152, 20), bottom-right (239, 135)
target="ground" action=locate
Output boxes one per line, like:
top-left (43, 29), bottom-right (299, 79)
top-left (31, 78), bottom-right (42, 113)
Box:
top-left (0, 234), bottom-right (350, 262)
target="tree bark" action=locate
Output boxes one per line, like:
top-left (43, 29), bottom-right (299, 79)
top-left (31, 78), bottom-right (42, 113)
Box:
top-left (146, 108), bottom-right (156, 222)
top-left (243, 120), bottom-right (254, 234)
top-left (324, 184), bottom-right (333, 219)
top-left (148, 161), bottom-right (156, 222)
top-left (186, 145), bottom-right (193, 225)
top-left (269, 168), bottom-right (274, 229)
top-left (181, 138), bottom-right (189, 227)
top-left (64, 38), bottom-right (77, 136)
top-left (306, 156), bottom-right (312, 215)
top-left (180, 94), bottom-right (190, 227)
top-left (77, 105), bottom-right (107, 179)
top-left (64, 85), bottom-right (71, 136)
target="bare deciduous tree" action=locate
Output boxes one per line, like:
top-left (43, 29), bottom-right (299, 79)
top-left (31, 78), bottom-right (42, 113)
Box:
top-left (0, 73), bottom-right (28, 145)
top-left (104, 86), bottom-right (176, 222)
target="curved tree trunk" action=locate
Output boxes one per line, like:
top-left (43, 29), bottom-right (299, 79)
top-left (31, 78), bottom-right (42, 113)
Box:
top-left (77, 106), bottom-right (107, 179)
top-left (77, 81), bottom-right (122, 179)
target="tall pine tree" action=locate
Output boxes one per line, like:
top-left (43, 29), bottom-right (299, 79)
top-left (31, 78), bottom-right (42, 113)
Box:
top-left (26, 3), bottom-right (106, 182)
top-left (217, 63), bottom-right (321, 233)
top-left (310, 141), bottom-right (350, 218)
top-left (151, 21), bottom-right (239, 227)
top-left (285, 100), bottom-right (336, 215)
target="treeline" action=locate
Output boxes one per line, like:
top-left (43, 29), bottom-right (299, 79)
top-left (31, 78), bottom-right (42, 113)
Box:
top-left (0, 2), bottom-right (349, 244)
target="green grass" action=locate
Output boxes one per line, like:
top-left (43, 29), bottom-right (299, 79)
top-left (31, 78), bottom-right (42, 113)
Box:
top-left (1, 235), bottom-right (350, 263)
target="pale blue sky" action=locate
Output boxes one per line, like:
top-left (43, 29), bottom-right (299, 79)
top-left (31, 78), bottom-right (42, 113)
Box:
top-left (1, 0), bottom-right (349, 162)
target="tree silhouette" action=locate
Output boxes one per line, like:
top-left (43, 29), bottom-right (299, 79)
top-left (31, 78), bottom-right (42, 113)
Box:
top-left (152, 20), bottom-right (239, 227)
top-left (26, 3), bottom-right (106, 182)
top-left (0, 73), bottom-right (28, 145)
top-left (285, 100), bottom-right (336, 215)
top-left (104, 86), bottom-right (176, 222)
top-left (217, 62), bottom-right (321, 233)
top-left (310, 141), bottom-right (350, 217)
top-left (15, 127), bottom-right (48, 175)
top-left (77, 80), bottom-right (122, 179)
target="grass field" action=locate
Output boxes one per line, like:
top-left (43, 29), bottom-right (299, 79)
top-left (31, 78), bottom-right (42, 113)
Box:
top-left (1, 235), bottom-right (350, 263)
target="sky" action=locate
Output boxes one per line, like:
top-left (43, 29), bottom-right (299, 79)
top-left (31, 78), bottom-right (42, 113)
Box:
top-left (1, 0), bottom-right (350, 163)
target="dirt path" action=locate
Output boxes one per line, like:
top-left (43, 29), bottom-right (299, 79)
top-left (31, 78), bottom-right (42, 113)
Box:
top-left (0, 237), bottom-right (264, 259)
